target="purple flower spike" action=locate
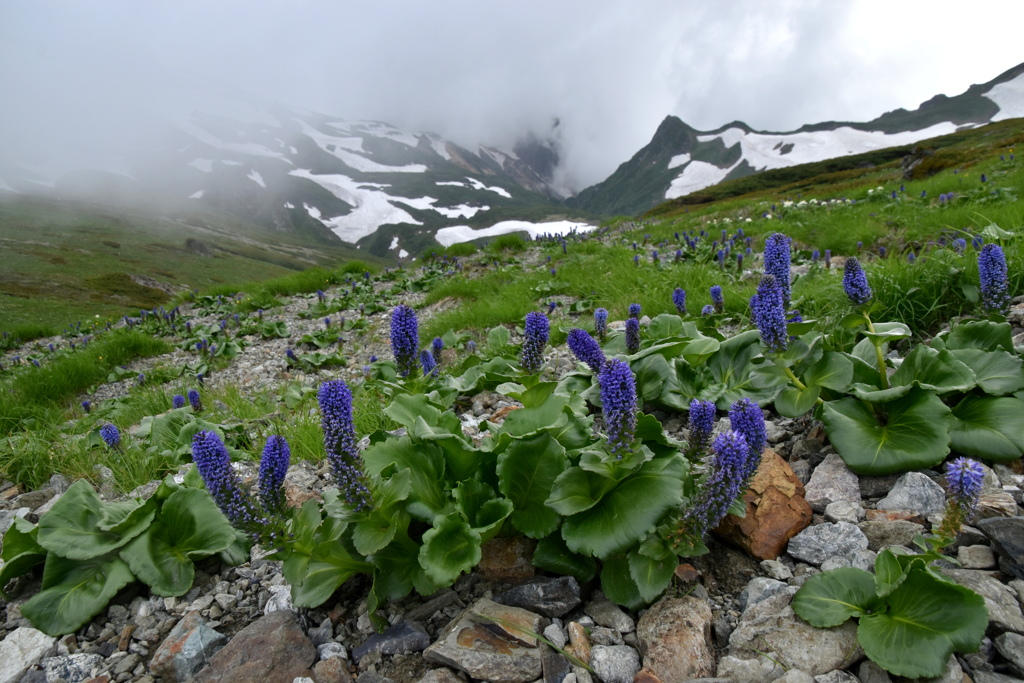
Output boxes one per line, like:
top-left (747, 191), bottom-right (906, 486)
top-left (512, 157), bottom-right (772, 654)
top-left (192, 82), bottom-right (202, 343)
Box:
top-left (710, 285), bottom-right (724, 314)
top-left (172, 394), bottom-right (186, 409)
top-left (978, 243), bottom-right (1010, 313)
top-left (567, 328), bottom-right (605, 373)
top-left (673, 288), bottom-right (687, 315)
top-left (431, 336), bottom-right (444, 363)
top-left (701, 304), bottom-right (714, 316)
top-left (318, 380), bottom-right (373, 511)
top-left (681, 430), bottom-right (750, 539)
top-left (259, 435), bottom-right (291, 516)
top-left (628, 303), bottom-right (641, 319)
top-left (939, 457), bottom-right (985, 536)
top-left (728, 398), bottom-right (767, 480)
top-left (625, 317), bottom-right (641, 354)
top-left (599, 359), bottom-right (638, 457)
top-left (842, 257), bottom-right (873, 305)
top-left (520, 311), bottom-right (549, 373)
top-left (687, 399), bottom-right (716, 456)
top-left (420, 349), bottom-right (437, 376)
top-left (594, 308), bottom-right (609, 340)
top-left (763, 232), bottom-right (792, 306)
top-left (390, 305), bottom-right (420, 378)
top-left (188, 389), bottom-right (202, 412)
top-left (100, 423), bottom-right (121, 449)
top-left (749, 274), bottom-right (788, 352)
top-left (192, 430), bottom-right (262, 529)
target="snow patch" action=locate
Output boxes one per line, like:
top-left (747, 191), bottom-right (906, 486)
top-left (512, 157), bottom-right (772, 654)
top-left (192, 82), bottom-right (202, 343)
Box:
top-left (187, 159), bottom-right (214, 173)
top-left (398, 249), bottom-right (409, 258)
top-left (668, 153), bottom-right (691, 169)
top-left (189, 190), bottom-right (204, 199)
top-left (222, 160), bottom-right (242, 166)
top-left (247, 170), bottom-right (266, 188)
top-left (284, 202), bottom-right (295, 209)
top-left (178, 119), bottom-right (292, 163)
top-left (986, 72), bottom-right (1024, 121)
top-left (666, 161), bottom-right (734, 199)
top-left (390, 236), bottom-right (400, 250)
top-left (435, 220), bottom-right (596, 247)
top-left (304, 203), bottom-right (322, 219)
top-left (427, 136), bottom-right (451, 160)
top-left (435, 204), bottom-right (487, 219)
top-left (436, 178), bottom-right (510, 198)
top-left (300, 121), bottom-right (426, 173)
top-left (291, 169), bottom-right (423, 243)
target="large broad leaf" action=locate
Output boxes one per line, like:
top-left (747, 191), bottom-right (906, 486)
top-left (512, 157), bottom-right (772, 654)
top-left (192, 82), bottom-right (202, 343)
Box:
top-left (497, 433), bottom-right (568, 538)
top-left (2, 516), bottom-right (42, 562)
top-left (822, 390), bottom-right (951, 474)
top-left (949, 349), bottom-right (1024, 395)
top-left (500, 393), bottom-right (570, 437)
top-left (946, 320), bottom-right (1015, 353)
top-left (546, 466), bottom-right (618, 516)
top-left (803, 352), bottom-right (854, 391)
top-left (418, 514), bottom-right (481, 586)
top-left (370, 533), bottom-right (441, 601)
top-left (775, 384), bottom-right (820, 418)
top-left (632, 354), bottom-right (670, 402)
top-left (858, 567), bottom-right (988, 678)
top-left (119, 489), bottom-right (237, 596)
top-left (950, 396), bottom-right (1024, 461)
top-left (21, 553), bottom-right (136, 636)
top-left (561, 456), bottom-right (685, 558)
top-left (873, 549), bottom-right (908, 598)
top-left (385, 393), bottom-right (445, 431)
top-left (628, 548), bottom-right (676, 604)
top-left (38, 480), bottom-right (154, 560)
top-left (362, 437), bottom-right (447, 520)
top-left (862, 321), bottom-right (911, 344)
top-left (707, 330), bottom-right (776, 408)
top-left (889, 346), bottom-right (976, 394)
top-left (532, 534), bottom-right (596, 583)
top-left (601, 555), bottom-right (645, 610)
top-left (792, 567), bottom-right (879, 628)
top-left (291, 540), bottom-right (372, 609)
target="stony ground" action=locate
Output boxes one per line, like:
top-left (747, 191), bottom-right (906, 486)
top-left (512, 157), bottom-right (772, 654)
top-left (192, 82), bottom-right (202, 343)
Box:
top-left (3, 274), bottom-right (1024, 683)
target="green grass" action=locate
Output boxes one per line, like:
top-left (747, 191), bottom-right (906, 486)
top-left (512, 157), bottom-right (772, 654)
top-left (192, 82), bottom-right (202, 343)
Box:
top-left (0, 322), bottom-right (58, 350)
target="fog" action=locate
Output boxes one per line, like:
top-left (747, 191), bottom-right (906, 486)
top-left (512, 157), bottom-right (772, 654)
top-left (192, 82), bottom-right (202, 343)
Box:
top-left (1, 0), bottom-right (1022, 193)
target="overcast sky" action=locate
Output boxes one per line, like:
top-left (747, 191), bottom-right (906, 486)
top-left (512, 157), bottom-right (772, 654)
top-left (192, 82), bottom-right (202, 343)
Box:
top-left (2, 0), bottom-right (1022, 191)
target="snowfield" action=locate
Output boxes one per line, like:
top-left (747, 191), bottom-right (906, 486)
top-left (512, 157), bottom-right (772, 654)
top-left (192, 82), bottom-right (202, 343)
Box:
top-left (434, 220), bottom-right (596, 247)
top-left (291, 169), bottom-right (423, 242)
top-left (986, 71), bottom-right (1024, 121)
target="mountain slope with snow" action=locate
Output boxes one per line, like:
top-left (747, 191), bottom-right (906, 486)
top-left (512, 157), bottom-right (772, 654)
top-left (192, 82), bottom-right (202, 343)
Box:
top-left (569, 62), bottom-right (1024, 217)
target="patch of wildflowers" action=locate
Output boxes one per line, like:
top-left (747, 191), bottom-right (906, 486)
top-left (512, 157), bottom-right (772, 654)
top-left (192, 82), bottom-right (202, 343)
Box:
top-left (81, 400), bottom-right (91, 414)
top-left (728, 398), bottom-right (767, 480)
top-left (520, 311), bottom-right (549, 373)
top-left (258, 435), bottom-right (290, 517)
top-left (192, 430), bottom-right (265, 534)
top-left (318, 379), bottom-right (373, 511)
top-left (842, 257), bottom-right (873, 305)
top-left (749, 274), bottom-right (788, 352)
top-left (625, 317), bottom-right (641, 354)
top-left (677, 430), bottom-right (750, 541)
top-left (763, 232), bottom-right (792, 306)
top-left (701, 304), bottom-right (714, 316)
top-left (978, 243), bottom-right (1010, 313)
top-left (390, 305), bottom-right (420, 377)
top-left (567, 328), bottom-right (605, 373)
top-left (599, 359), bottom-right (637, 457)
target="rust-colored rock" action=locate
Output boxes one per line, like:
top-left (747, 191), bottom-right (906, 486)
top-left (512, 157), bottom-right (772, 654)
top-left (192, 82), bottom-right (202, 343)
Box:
top-left (313, 656), bottom-right (354, 683)
top-left (567, 621), bottom-right (592, 665)
top-left (489, 405), bottom-right (521, 423)
top-left (864, 509), bottom-right (926, 524)
top-left (673, 563), bottom-right (699, 582)
top-left (636, 596), bottom-right (715, 682)
top-left (713, 449), bottom-right (813, 560)
top-left (477, 537), bottom-right (536, 582)
top-left (633, 668), bottom-right (664, 683)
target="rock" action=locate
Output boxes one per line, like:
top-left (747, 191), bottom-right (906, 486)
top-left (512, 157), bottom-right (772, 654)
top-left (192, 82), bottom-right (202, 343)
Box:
top-left (973, 671), bottom-right (1024, 683)
top-left (716, 654), bottom-right (783, 683)
top-left (567, 622), bottom-right (591, 665)
top-left (714, 450), bottom-right (813, 560)
top-left (978, 517), bottom-right (1024, 579)
top-left (495, 576), bottom-right (581, 618)
top-left (477, 537), bottom-right (536, 582)
top-left (876, 472), bottom-right (945, 517)
top-left (416, 669), bottom-right (462, 683)
top-left (823, 500), bottom-right (863, 524)
top-left (541, 649), bottom-right (571, 683)
top-left (786, 522), bottom-right (869, 566)
top-left (995, 632), bottom-right (1024, 677)
top-left (775, 670), bottom-right (815, 683)
top-left (543, 623), bottom-right (566, 649)
top-left (352, 621), bottom-right (431, 662)
top-left (404, 590), bottom-right (462, 622)
top-left (864, 509), bottom-right (926, 524)
top-left (858, 473), bottom-right (902, 499)
top-left (11, 488), bottom-right (54, 511)
top-left (977, 491), bottom-right (1020, 520)
top-left (738, 577), bottom-right (793, 614)
top-left (422, 599), bottom-right (543, 683)
top-left (41, 653), bottom-right (103, 683)
top-left (940, 568), bottom-right (1024, 635)
top-left (803, 453), bottom-right (860, 513)
top-left (264, 584), bottom-right (294, 614)
top-left (790, 439), bottom-right (821, 459)
top-left (855, 660), bottom-right (892, 683)
top-left (312, 657), bottom-right (353, 683)
top-left (760, 559), bottom-right (793, 581)
top-left (959, 544), bottom-right (998, 569)
top-left (635, 596), bottom-right (715, 682)
top-left (192, 611), bottom-right (316, 683)
top-left (726, 591), bottom-right (861, 676)
top-left (0, 627), bottom-right (56, 683)
top-left (812, 671), bottom-right (858, 683)
top-left (318, 642), bottom-right (349, 661)
top-left (819, 548), bottom-right (875, 572)
top-left (588, 645), bottom-right (640, 683)
top-left (149, 611), bottom-right (226, 682)
top-left (0, 507), bottom-right (30, 536)
top-left (858, 520), bottom-right (925, 552)
top-left (583, 593), bottom-right (635, 633)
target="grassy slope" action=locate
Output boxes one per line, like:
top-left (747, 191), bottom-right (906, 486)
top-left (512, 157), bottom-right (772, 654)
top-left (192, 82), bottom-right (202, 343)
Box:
top-left (0, 195), bottom-right (386, 332)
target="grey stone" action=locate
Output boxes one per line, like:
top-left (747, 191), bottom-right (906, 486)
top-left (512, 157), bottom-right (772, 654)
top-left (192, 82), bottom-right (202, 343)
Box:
top-left (996, 632), bottom-right (1024, 676)
top-left (819, 548), bottom-right (875, 572)
top-left (588, 626), bottom-right (622, 646)
top-left (149, 610), bottom-right (227, 682)
top-left (856, 660), bottom-right (892, 683)
top-left (0, 508), bottom-right (30, 537)
top-left (812, 672), bottom-right (858, 683)
top-left (352, 620), bottom-right (431, 662)
top-left (786, 522), bottom-right (869, 566)
top-left (495, 576), bottom-right (581, 618)
top-left (859, 473), bottom-right (903, 499)
top-left (858, 520), bottom-right (925, 552)
top-left (423, 599), bottom-right (543, 683)
top-left (416, 669), bottom-right (462, 683)
top-left (804, 453), bottom-right (861, 513)
top-left (0, 628), bottom-right (55, 683)
top-left (727, 591), bottom-right (861, 677)
top-left (823, 500), bottom-right (863, 524)
top-left (543, 623), bottom-right (567, 649)
top-left (542, 649), bottom-right (571, 683)
top-left (636, 596), bottom-right (715, 682)
top-left (40, 653), bottom-right (102, 683)
top-left (404, 590), bottom-right (462, 622)
top-left (760, 559), bottom-right (793, 581)
top-left (716, 654), bottom-right (784, 683)
top-left (978, 517), bottom-right (1024, 579)
top-left (974, 672), bottom-right (1024, 683)
top-left (264, 584), bottom-right (294, 614)
top-left (738, 577), bottom-right (792, 614)
top-left (583, 593), bottom-right (634, 633)
top-left (307, 617), bottom-right (334, 648)
top-left (959, 544), bottom-right (998, 569)
top-left (318, 642), bottom-right (349, 661)
top-left (790, 438), bottom-right (822, 459)
top-left (876, 472), bottom-right (946, 516)
top-left (588, 645), bottom-right (640, 683)
top-left (776, 670), bottom-right (815, 683)
top-left (940, 568), bottom-right (1024, 635)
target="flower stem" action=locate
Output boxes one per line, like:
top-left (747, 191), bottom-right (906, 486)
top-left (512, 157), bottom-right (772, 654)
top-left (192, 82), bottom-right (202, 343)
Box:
top-left (864, 314), bottom-right (890, 390)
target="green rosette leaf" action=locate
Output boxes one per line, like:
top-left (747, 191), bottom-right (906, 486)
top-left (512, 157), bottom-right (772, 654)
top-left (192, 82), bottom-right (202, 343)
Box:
top-left (418, 514), bottom-right (482, 586)
top-left (496, 433), bottom-right (568, 539)
top-left (600, 555), bottom-right (646, 610)
top-left (949, 349), bottom-right (1024, 396)
top-left (950, 396), bottom-right (1024, 461)
top-left (532, 533), bottom-right (597, 584)
top-left (291, 540), bottom-right (372, 609)
top-left (792, 566), bottom-right (879, 628)
top-left (858, 567), bottom-right (988, 678)
top-left (822, 389), bottom-right (951, 474)
top-left (628, 548), bottom-right (676, 604)
top-left (38, 480), bottom-right (154, 560)
top-left (22, 553), bottom-right (136, 636)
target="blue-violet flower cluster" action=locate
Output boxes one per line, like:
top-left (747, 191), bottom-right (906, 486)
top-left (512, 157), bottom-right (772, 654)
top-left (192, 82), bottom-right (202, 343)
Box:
top-left (258, 435), bottom-right (291, 518)
top-left (842, 257), bottom-right (873, 305)
top-left (390, 305), bottom-right (420, 378)
top-left (764, 232), bottom-right (792, 306)
top-left (750, 275), bottom-right (788, 352)
top-left (599, 359), bottom-right (638, 457)
top-left (978, 243), bottom-right (1010, 313)
top-left (318, 379), bottom-right (373, 511)
top-left (567, 328), bottom-right (606, 373)
top-left (520, 311), bottom-right (549, 373)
